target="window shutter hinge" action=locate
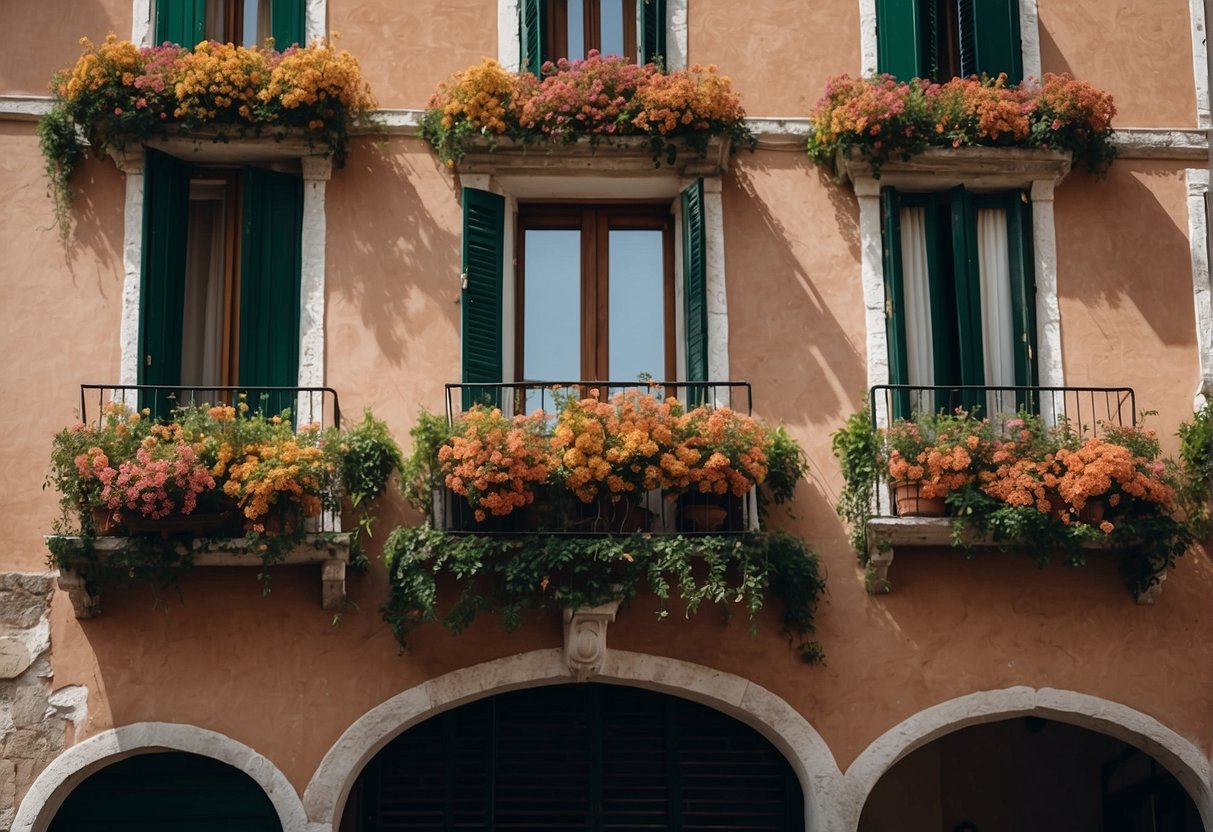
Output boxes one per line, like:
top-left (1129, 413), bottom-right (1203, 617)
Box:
top-left (460, 271), bottom-right (468, 290)
top-left (145, 354), bottom-right (152, 367)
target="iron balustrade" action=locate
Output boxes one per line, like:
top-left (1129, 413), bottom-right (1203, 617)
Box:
top-left (439, 380), bottom-right (758, 535)
top-left (79, 384), bottom-right (341, 431)
top-left (868, 384), bottom-right (1137, 519)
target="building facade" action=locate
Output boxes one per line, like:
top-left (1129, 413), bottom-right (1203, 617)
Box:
top-left (2, 0), bottom-right (1213, 829)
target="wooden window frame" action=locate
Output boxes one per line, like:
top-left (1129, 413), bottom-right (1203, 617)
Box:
top-left (516, 203), bottom-right (675, 383)
top-left (544, 0), bottom-right (638, 63)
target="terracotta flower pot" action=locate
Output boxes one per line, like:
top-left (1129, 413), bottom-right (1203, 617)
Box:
top-left (681, 503), bottom-right (728, 533)
top-left (890, 482), bottom-right (946, 517)
top-left (90, 507), bottom-right (121, 536)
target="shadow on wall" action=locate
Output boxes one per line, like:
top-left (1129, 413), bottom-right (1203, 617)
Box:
top-left (1036, 22), bottom-right (1074, 77)
top-left (1055, 164), bottom-right (1194, 348)
top-left (325, 137), bottom-right (460, 367)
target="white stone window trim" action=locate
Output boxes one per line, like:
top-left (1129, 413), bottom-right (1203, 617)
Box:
top-left (459, 169), bottom-right (730, 389)
top-left (12, 722), bottom-right (312, 832)
top-left (497, 0), bottom-right (688, 72)
top-left (132, 0), bottom-right (329, 46)
top-left (1186, 168), bottom-right (1213, 401)
top-left (858, 0), bottom-right (1041, 80)
top-left (838, 686), bottom-right (1213, 831)
top-left (1191, 0), bottom-right (1211, 129)
top-left (109, 145), bottom-right (331, 415)
top-left (301, 648), bottom-right (843, 831)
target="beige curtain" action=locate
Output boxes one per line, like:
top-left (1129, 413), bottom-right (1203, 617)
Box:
top-left (977, 207), bottom-right (1014, 416)
top-left (180, 194), bottom-right (226, 390)
top-left (899, 206), bottom-right (934, 392)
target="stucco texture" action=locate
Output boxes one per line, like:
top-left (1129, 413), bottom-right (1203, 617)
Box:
top-left (0, 0), bottom-right (132, 96)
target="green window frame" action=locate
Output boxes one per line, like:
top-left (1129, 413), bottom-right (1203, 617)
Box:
top-left (882, 186), bottom-right (1037, 416)
top-left (155, 0), bottom-right (305, 47)
top-left (520, 0), bottom-right (666, 75)
top-left (460, 179), bottom-right (707, 405)
top-left (139, 149), bottom-right (303, 417)
top-left (876, 0), bottom-right (1022, 83)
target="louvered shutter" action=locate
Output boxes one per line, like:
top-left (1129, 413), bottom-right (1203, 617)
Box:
top-left (461, 187), bottom-right (505, 410)
top-left (1004, 191), bottom-right (1038, 393)
top-left (972, 0), bottom-right (1023, 83)
top-left (238, 167), bottom-right (303, 418)
top-left (155, 0), bottom-right (205, 46)
top-left (271, 0), bottom-right (306, 47)
top-left (681, 180), bottom-right (708, 402)
top-left (876, 0), bottom-right (925, 80)
top-left (520, 0), bottom-right (546, 75)
top-left (139, 149), bottom-right (191, 417)
top-left (640, 0), bottom-right (667, 65)
top-left (881, 189), bottom-right (911, 419)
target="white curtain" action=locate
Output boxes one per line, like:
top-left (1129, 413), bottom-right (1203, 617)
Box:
top-left (899, 207), bottom-right (934, 390)
top-left (977, 207), bottom-right (1015, 416)
top-left (180, 197), bottom-right (227, 390)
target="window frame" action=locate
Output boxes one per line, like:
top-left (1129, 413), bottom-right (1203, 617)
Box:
top-left (514, 202), bottom-right (676, 384)
top-left (544, 0), bottom-right (638, 65)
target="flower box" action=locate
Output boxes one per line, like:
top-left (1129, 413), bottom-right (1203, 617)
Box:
top-left (49, 532), bottom-right (352, 619)
top-left (455, 133), bottom-right (732, 178)
top-left (839, 146), bottom-right (1073, 191)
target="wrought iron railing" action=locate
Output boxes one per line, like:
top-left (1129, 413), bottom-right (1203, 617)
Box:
top-left (438, 380), bottom-right (758, 535)
top-left (80, 384), bottom-right (341, 430)
top-left (868, 384), bottom-right (1136, 519)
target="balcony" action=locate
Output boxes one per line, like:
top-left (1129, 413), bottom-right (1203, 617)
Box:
top-left (845, 385), bottom-right (1191, 603)
top-left (47, 384), bottom-right (353, 618)
top-left (433, 381), bottom-right (762, 535)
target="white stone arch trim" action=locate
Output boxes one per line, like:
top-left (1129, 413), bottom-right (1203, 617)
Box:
top-left (12, 721), bottom-right (309, 832)
top-left (838, 686), bottom-right (1213, 831)
top-left (303, 648), bottom-right (845, 831)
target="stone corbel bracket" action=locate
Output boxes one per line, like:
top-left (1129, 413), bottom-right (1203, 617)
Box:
top-left (563, 598), bottom-right (623, 681)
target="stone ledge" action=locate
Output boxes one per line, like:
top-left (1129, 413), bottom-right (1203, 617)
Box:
top-left (47, 534), bottom-right (351, 619)
top-left (864, 517), bottom-right (1163, 604)
top-left (455, 134), bottom-right (731, 178)
top-left (841, 146), bottom-right (1073, 191)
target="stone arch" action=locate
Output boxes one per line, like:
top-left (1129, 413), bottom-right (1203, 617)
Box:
top-left (12, 721), bottom-right (309, 832)
top-left (302, 648), bottom-right (845, 831)
top-left (840, 686), bottom-right (1213, 831)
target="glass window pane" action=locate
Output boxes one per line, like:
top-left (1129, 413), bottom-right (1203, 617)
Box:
top-left (608, 229), bottom-right (664, 383)
top-left (243, 0), bottom-right (262, 45)
top-left (599, 0), bottom-right (624, 56)
top-left (567, 0), bottom-right (585, 60)
top-left (524, 229), bottom-right (582, 386)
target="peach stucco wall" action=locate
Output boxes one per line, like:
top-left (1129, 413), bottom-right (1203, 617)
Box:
top-left (6, 0), bottom-right (1213, 822)
top-left (1037, 0), bottom-right (1198, 128)
top-left (0, 0), bottom-right (132, 96)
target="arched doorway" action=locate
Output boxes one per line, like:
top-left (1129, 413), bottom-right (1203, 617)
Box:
top-left (340, 683), bottom-right (806, 831)
top-left (48, 751), bottom-right (282, 831)
top-left (859, 717), bottom-right (1205, 832)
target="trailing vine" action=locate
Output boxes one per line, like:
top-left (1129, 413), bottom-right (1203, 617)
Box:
top-left (830, 404), bottom-right (880, 563)
top-left (382, 528), bottom-right (827, 663)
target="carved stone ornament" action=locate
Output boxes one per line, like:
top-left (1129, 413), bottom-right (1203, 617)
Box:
top-left (562, 598), bottom-right (623, 681)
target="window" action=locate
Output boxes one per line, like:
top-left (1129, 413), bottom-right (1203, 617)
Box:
top-left (460, 180), bottom-right (708, 409)
top-left (875, 0), bottom-right (1022, 84)
top-left (517, 204), bottom-right (674, 383)
top-left (520, 0), bottom-right (666, 75)
top-left (155, 0), bottom-right (304, 48)
top-left (881, 186), bottom-right (1037, 414)
top-left (140, 149), bottom-right (303, 415)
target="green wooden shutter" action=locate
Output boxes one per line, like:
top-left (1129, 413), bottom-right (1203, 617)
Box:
top-left (876, 0), bottom-right (925, 80)
top-left (972, 0), bottom-right (1023, 82)
top-left (139, 149), bottom-right (192, 417)
top-left (155, 0), bottom-right (205, 46)
top-left (271, 0), bottom-right (306, 47)
top-left (881, 189), bottom-right (911, 419)
top-left (956, 0), bottom-right (978, 78)
top-left (948, 186), bottom-right (985, 412)
top-left (462, 187), bottom-right (505, 410)
top-left (681, 179), bottom-right (708, 403)
top-left (520, 0), bottom-right (546, 75)
top-left (640, 0), bottom-right (667, 65)
top-left (239, 166), bottom-right (303, 419)
top-left (1004, 191), bottom-right (1038, 398)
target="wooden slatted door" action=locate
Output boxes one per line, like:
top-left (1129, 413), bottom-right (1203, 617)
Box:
top-left (353, 684), bottom-right (805, 831)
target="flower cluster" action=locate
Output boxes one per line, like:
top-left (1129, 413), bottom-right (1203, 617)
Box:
top-left (885, 409), bottom-right (990, 499)
top-left (677, 405), bottom-right (769, 497)
top-left (420, 53), bottom-right (754, 167)
top-left (39, 35), bottom-right (375, 234)
top-left (50, 398), bottom-right (399, 537)
top-left (439, 408), bottom-right (555, 522)
top-left (806, 73), bottom-right (1117, 177)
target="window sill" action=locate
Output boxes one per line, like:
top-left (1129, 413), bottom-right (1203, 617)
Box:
top-left (48, 533), bottom-right (351, 618)
top-left (456, 133), bottom-right (732, 179)
top-left (106, 127), bottom-right (332, 169)
top-left (864, 517), bottom-right (1164, 604)
top-left (841, 146), bottom-right (1073, 191)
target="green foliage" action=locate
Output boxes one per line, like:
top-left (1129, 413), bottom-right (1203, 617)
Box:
top-left (38, 107), bottom-right (86, 237)
top-left (382, 528), bottom-right (826, 663)
top-left (1178, 400), bottom-right (1213, 523)
top-left (759, 423), bottom-right (809, 522)
top-left (400, 408), bottom-right (453, 515)
top-left (831, 404), bottom-right (880, 562)
top-left (342, 410), bottom-right (404, 504)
